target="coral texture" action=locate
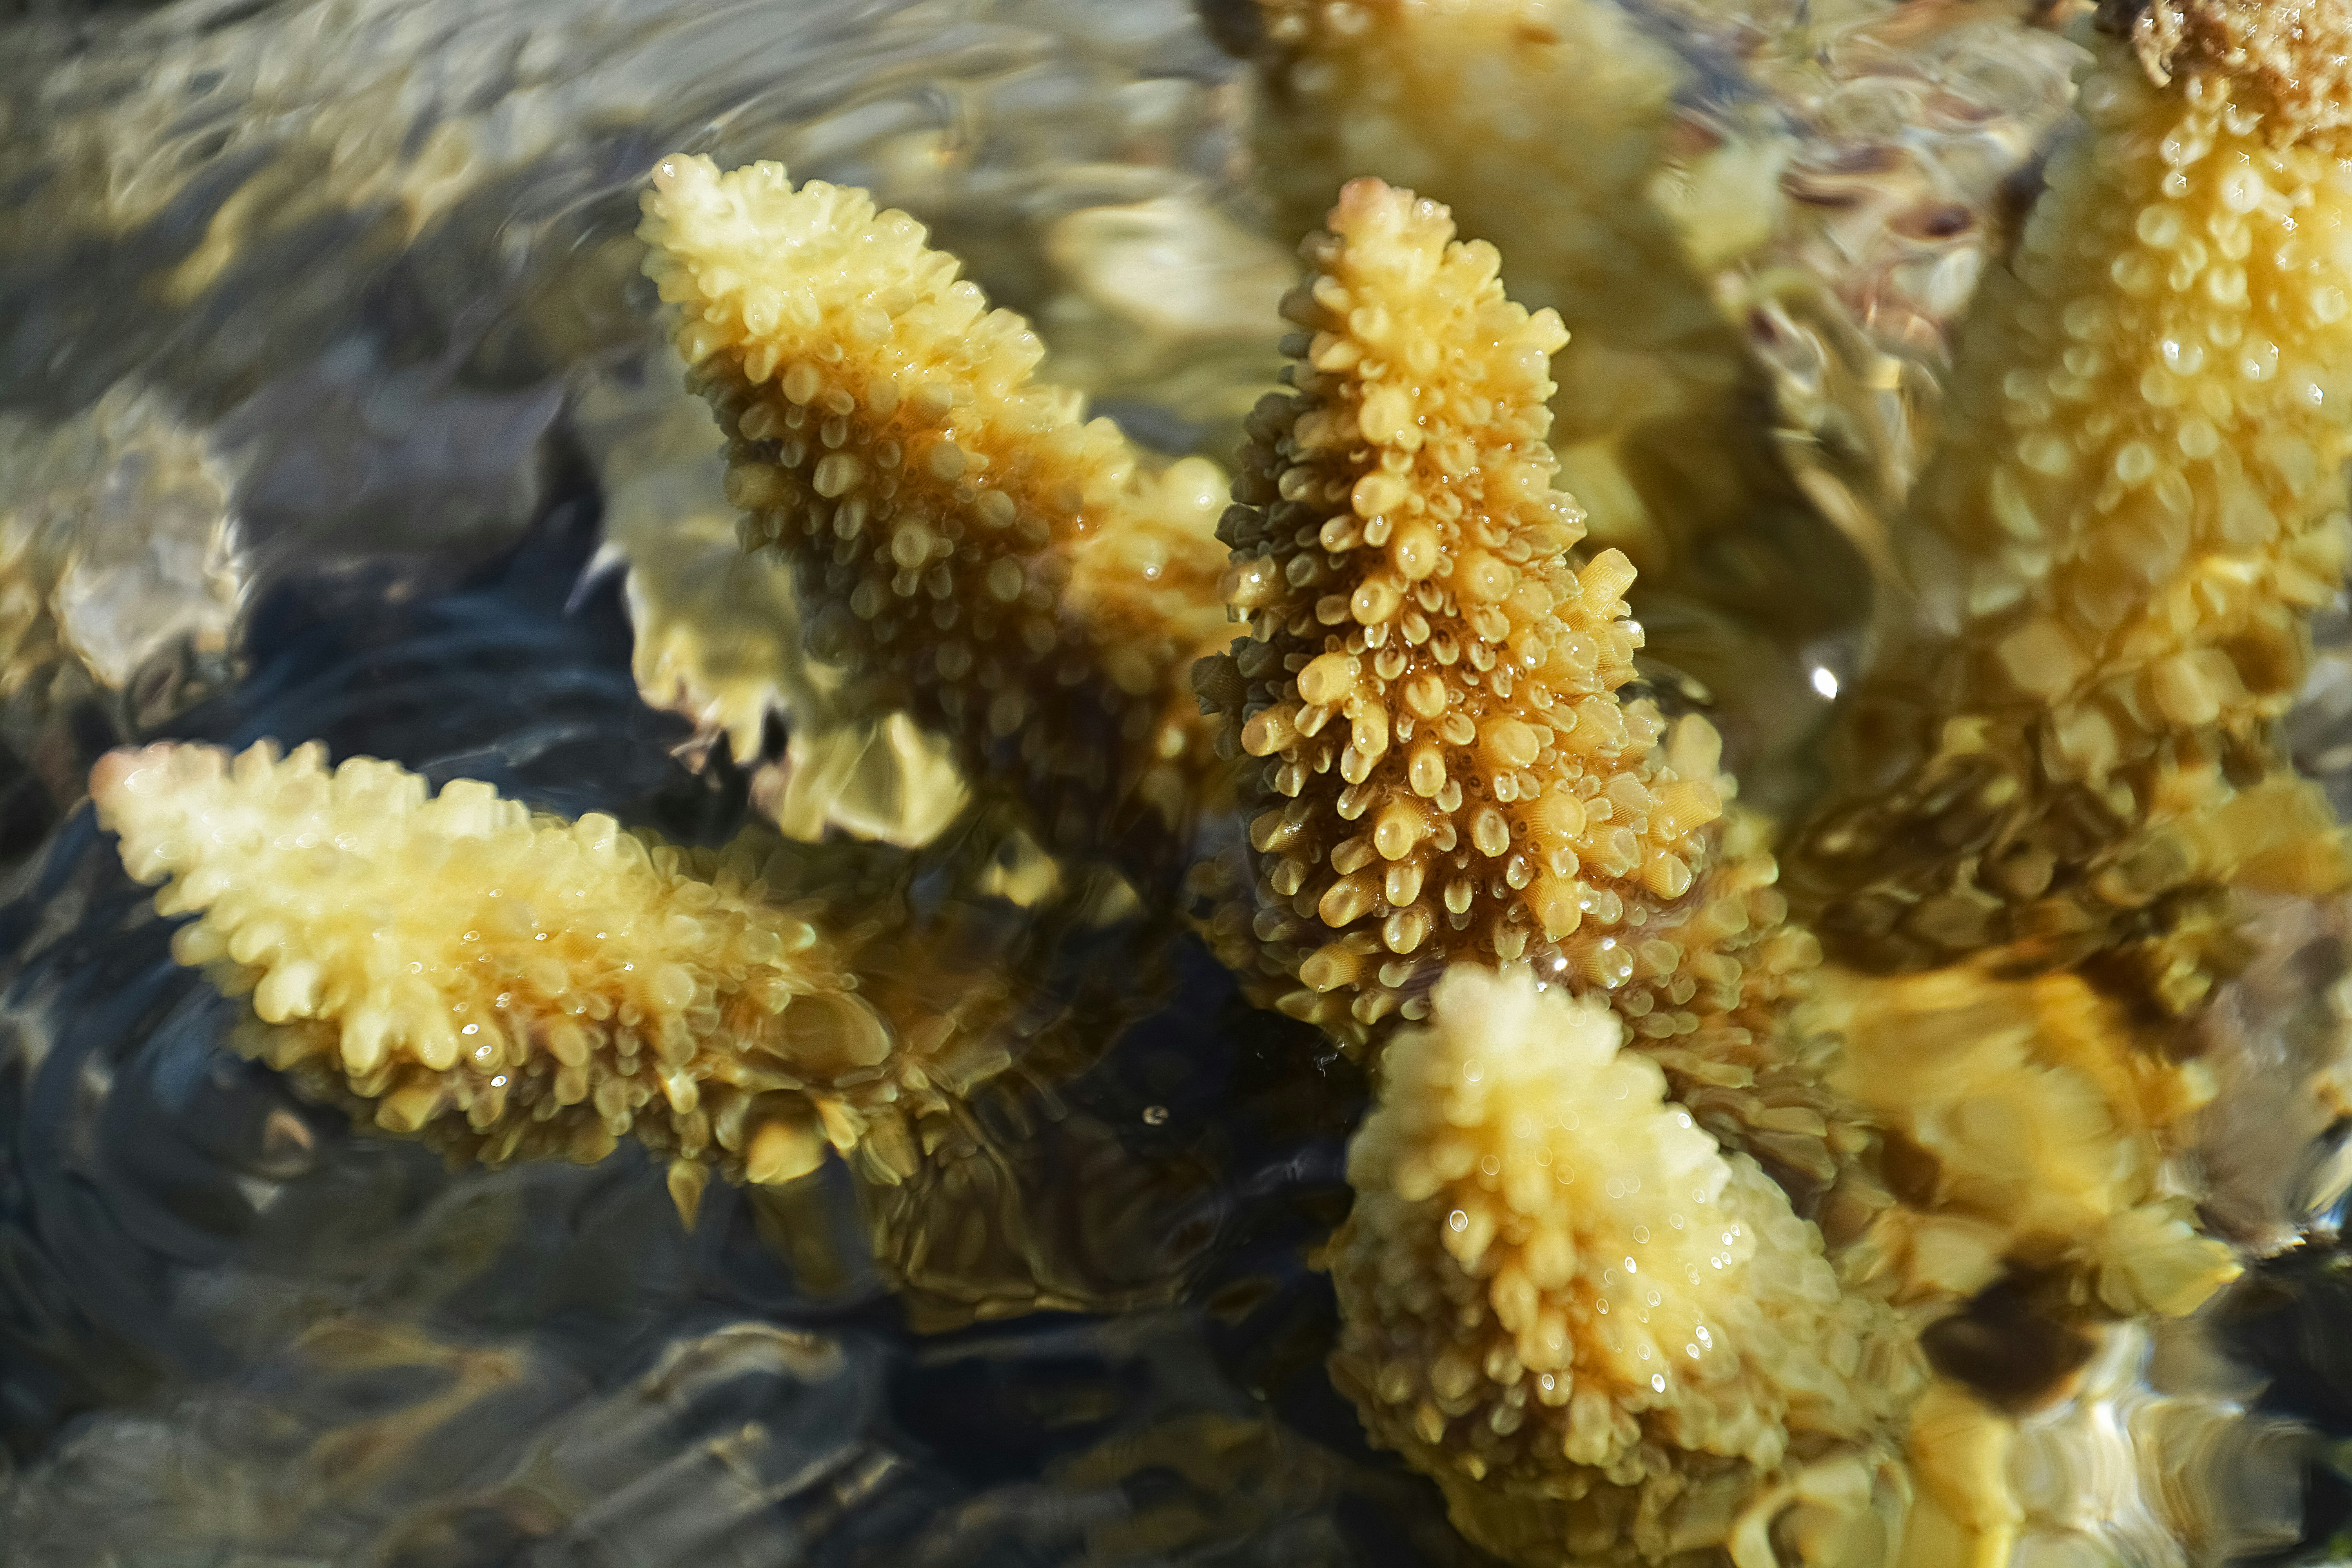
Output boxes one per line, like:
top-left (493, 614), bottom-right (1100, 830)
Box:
top-left (1328, 967), bottom-right (1920, 1567)
top-left (1201, 178), bottom-right (1723, 1009)
top-left (1198, 179), bottom-right (1857, 1194)
top-left (2103, 0), bottom-right (2352, 133)
top-left (637, 155), bottom-right (1236, 848)
top-left (1234, 0), bottom-right (1796, 578)
top-left (1228, 0), bottom-right (1885, 782)
top-left (90, 741), bottom-right (1002, 1205)
top-left (1788, 13), bottom-right (2352, 993)
top-left (90, 8), bottom-right (2352, 1555)
top-left (583, 374), bottom-right (972, 848)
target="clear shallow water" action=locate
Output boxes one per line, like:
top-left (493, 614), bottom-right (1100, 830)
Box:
top-left (7, 0), bottom-right (2352, 1563)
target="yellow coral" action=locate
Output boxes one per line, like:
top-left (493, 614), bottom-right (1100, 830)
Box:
top-left (1202, 178), bottom-right (1724, 1011)
top-left (637, 154), bottom-right (1236, 846)
top-left (1789, 9), bottom-right (2352, 982)
top-left (581, 373), bottom-right (971, 848)
top-left (1200, 178), bottom-right (1860, 1194)
top-left (1230, 0), bottom-right (1868, 762)
top-left (89, 740), bottom-right (997, 1205)
top-left (1823, 961), bottom-right (2240, 1321)
top-left (1328, 967), bottom-right (1921, 1566)
top-left (2105, 0), bottom-right (2352, 131)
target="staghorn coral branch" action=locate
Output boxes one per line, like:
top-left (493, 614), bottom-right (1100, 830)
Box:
top-left (1198, 179), bottom-right (1858, 1194)
top-left (1201, 178), bottom-right (1720, 995)
top-left (90, 741), bottom-right (1010, 1214)
top-left (637, 155), bottom-right (1237, 856)
top-left (1787, 3), bottom-right (2352, 996)
top-left (1327, 967), bottom-right (1921, 1568)
top-left (1225, 0), bottom-right (1869, 763)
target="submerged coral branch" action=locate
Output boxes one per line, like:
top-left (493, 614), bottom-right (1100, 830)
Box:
top-left (90, 741), bottom-right (1006, 1208)
top-left (637, 155), bottom-right (1236, 855)
top-left (1823, 961), bottom-right (2240, 1323)
top-left (1328, 967), bottom-right (1921, 1567)
top-left (1201, 178), bottom-right (1722, 1008)
top-left (1200, 178), bottom-right (1857, 1193)
top-left (1226, 0), bottom-right (1878, 784)
top-left (1788, 5), bottom-right (2352, 994)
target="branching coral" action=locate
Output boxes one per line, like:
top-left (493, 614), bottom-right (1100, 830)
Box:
top-left (1220, 0), bottom-right (1891, 784)
top-left (1788, 0), bottom-right (2352, 998)
top-left (581, 372), bottom-right (972, 848)
top-left (1227, 0), bottom-right (1801, 576)
top-left (1328, 967), bottom-right (1920, 1567)
top-left (82, 9), bottom-right (2352, 1559)
top-left (1200, 178), bottom-right (1722, 1001)
top-left (1198, 178), bottom-right (1857, 1194)
top-left (637, 155), bottom-right (1237, 849)
top-left (90, 740), bottom-right (1013, 1212)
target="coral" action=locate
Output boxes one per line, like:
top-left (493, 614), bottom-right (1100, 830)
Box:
top-left (1197, 179), bottom-right (1857, 1193)
top-left (1899, 1379), bottom-right (2022, 1568)
top-left (81, 8), bottom-right (2352, 1555)
top-left (581, 372), bottom-right (971, 848)
top-left (2103, 0), bottom-right (2352, 132)
top-left (637, 155), bottom-right (1237, 850)
top-left (1787, 7), bottom-right (2352, 992)
top-left (1327, 967), bottom-right (1921, 1566)
top-left (1200, 178), bottom-right (1722, 1007)
top-left (1223, 0), bottom-right (1903, 795)
top-left (1736, 4), bottom-right (2085, 610)
top-left (1820, 962), bottom-right (2239, 1320)
top-left (89, 740), bottom-right (1012, 1209)
top-left (1230, 0), bottom-right (1801, 578)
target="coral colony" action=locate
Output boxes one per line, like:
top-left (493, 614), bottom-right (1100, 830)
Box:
top-left (80, 1), bottom-right (2352, 1564)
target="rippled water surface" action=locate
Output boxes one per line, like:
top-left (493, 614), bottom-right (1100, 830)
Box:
top-left (8, 0), bottom-right (2352, 1563)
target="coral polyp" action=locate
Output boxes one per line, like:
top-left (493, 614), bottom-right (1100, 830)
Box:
top-left (1789, 0), bottom-right (2352, 991)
